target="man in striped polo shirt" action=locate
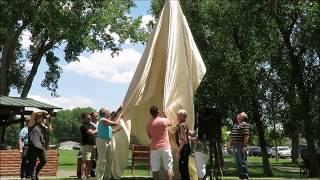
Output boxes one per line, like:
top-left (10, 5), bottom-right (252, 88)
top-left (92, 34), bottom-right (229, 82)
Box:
top-left (230, 112), bottom-right (249, 180)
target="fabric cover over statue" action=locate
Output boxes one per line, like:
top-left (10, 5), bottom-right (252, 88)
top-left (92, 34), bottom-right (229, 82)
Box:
top-left (110, 0), bottom-right (206, 179)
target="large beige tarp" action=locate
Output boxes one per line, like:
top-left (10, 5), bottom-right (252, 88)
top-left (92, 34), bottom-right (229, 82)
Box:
top-left (110, 0), bottom-right (206, 178)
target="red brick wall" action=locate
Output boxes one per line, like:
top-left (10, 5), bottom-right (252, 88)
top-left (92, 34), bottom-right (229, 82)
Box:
top-left (0, 149), bottom-right (58, 176)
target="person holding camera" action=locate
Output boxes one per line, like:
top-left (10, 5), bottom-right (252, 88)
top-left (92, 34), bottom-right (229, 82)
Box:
top-left (27, 111), bottom-right (50, 180)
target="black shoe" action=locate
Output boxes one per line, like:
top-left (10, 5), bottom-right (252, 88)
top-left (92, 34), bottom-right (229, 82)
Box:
top-left (90, 170), bottom-right (96, 177)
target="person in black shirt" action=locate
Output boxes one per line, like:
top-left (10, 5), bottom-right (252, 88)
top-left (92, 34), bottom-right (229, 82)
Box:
top-left (80, 112), bottom-right (97, 180)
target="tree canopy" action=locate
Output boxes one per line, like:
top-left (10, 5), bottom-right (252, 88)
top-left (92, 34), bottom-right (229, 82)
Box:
top-left (0, 0), bottom-right (148, 97)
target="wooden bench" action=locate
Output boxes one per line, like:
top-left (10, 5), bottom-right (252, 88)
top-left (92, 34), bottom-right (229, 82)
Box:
top-left (131, 144), bottom-right (150, 175)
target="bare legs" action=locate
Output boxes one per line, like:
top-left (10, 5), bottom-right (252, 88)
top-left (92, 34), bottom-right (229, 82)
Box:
top-left (81, 160), bottom-right (92, 179)
top-left (166, 169), bottom-right (173, 180)
top-left (152, 170), bottom-right (173, 180)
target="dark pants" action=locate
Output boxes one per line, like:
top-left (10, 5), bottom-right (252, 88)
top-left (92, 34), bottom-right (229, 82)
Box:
top-left (233, 142), bottom-right (249, 179)
top-left (179, 146), bottom-right (190, 180)
top-left (20, 146), bottom-right (29, 178)
top-left (27, 145), bottom-right (47, 179)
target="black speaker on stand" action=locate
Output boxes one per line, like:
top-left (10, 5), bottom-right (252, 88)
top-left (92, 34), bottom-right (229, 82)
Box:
top-left (198, 106), bottom-right (223, 180)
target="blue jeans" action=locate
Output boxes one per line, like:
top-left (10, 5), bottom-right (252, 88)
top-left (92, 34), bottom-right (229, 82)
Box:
top-left (233, 142), bottom-right (248, 179)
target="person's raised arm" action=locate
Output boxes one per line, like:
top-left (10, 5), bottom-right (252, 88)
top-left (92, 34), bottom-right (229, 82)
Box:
top-left (101, 118), bottom-right (119, 126)
top-left (110, 105), bottom-right (123, 120)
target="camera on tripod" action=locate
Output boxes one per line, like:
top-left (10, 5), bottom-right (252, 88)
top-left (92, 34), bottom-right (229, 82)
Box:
top-left (196, 106), bottom-right (223, 180)
top-left (197, 106), bottom-right (222, 141)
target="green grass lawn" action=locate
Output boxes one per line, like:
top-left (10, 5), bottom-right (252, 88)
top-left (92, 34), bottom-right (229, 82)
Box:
top-left (58, 149), bottom-right (150, 176)
top-left (223, 155), bottom-right (301, 178)
top-left (58, 150), bottom-right (78, 171)
top-left (58, 150), bottom-right (303, 179)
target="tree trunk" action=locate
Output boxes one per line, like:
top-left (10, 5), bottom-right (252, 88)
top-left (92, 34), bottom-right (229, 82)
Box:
top-left (291, 132), bottom-right (299, 163)
top-left (252, 100), bottom-right (273, 176)
top-left (274, 123), bottom-right (279, 162)
top-left (292, 53), bottom-right (319, 177)
top-left (20, 40), bottom-right (56, 97)
top-left (288, 71), bottom-right (299, 163)
top-left (0, 28), bottom-right (24, 95)
top-left (297, 88), bottom-right (319, 177)
top-left (283, 31), bottom-right (319, 177)
top-left (0, 37), bottom-right (12, 95)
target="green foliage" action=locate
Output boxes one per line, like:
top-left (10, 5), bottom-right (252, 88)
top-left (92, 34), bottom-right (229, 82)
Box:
top-left (52, 107), bottom-right (95, 143)
top-left (1, 0), bottom-right (149, 96)
top-left (3, 123), bottom-right (21, 148)
top-left (221, 126), bottom-right (228, 144)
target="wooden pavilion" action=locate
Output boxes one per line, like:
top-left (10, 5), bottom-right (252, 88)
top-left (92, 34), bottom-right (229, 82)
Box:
top-left (0, 95), bottom-right (62, 177)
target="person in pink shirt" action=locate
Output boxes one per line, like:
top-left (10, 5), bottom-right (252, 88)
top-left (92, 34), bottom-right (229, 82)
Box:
top-left (146, 105), bottom-right (173, 180)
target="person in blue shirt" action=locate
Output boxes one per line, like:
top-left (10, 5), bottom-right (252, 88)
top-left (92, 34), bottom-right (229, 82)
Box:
top-left (96, 107), bottom-right (121, 180)
top-left (18, 116), bottom-right (31, 179)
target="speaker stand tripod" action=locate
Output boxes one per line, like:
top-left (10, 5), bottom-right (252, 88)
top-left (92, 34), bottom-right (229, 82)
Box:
top-left (203, 140), bottom-right (222, 180)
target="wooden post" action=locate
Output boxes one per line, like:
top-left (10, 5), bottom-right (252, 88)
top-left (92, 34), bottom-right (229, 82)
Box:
top-left (0, 120), bottom-right (5, 144)
top-left (20, 108), bottom-right (25, 129)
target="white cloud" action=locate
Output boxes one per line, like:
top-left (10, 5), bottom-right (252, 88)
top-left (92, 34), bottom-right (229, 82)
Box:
top-left (28, 95), bottom-right (95, 110)
top-left (20, 30), bottom-right (32, 49)
top-left (140, 14), bottom-right (155, 30)
top-left (25, 61), bottom-right (33, 70)
top-left (64, 48), bottom-right (141, 84)
top-left (105, 25), bottom-right (121, 44)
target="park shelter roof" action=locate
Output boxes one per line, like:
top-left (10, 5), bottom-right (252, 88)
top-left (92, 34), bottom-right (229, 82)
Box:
top-left (0, 95), bottom-right (61, 109)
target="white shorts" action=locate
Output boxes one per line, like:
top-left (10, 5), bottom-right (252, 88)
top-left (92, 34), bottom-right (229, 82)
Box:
top-left (150, 149), bottom-right (173, 172)
top-left (194, 151), bottom-right (209, 178)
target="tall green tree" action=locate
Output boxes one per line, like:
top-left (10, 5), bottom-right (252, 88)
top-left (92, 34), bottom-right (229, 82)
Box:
top-left (0, 0), bottom-right (147, 97)
top-left (183, 0), bottom-right (275, 176)
top-left (263, 0), bottom-right (320, 176)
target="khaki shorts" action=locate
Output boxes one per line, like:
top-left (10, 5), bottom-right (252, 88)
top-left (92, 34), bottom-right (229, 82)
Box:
top-left (82, 145), bottom-right (94, 161)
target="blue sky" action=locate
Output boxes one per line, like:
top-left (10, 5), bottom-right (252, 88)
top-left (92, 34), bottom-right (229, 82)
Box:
top-left (10, 0), bottom-right (152, 111)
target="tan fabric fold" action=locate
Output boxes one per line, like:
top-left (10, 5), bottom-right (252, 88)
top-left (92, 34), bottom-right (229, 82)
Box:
top-left (110, 0), bottom-right (206, 179)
